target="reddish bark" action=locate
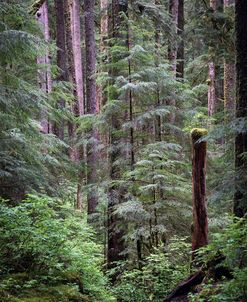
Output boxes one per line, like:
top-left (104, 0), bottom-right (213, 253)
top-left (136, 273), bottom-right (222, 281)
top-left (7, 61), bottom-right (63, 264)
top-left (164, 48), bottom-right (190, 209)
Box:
top-left (164, 270), bottom-right (205, 302)
top-left (191, 129), bottom-right (208, 257)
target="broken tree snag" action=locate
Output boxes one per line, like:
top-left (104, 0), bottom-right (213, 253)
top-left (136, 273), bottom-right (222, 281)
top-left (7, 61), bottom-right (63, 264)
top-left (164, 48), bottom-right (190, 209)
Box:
top-left (191, 128), bottom-right (208, 259)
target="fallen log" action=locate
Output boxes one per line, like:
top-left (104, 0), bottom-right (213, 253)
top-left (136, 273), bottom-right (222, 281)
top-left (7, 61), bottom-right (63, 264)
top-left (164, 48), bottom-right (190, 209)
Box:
top-left (164, 253), bottom-right (233, 302)
top-left (163, 270), bottom-right (205, 302)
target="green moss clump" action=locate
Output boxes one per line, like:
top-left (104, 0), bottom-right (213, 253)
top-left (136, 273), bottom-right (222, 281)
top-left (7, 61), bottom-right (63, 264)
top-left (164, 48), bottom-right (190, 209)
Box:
top-left (191, 128), bottom-right (208, 141)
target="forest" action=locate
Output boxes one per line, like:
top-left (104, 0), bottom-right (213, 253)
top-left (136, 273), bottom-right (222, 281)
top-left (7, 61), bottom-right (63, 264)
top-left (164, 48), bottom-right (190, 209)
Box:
top-left (0, 0), bottom-right (246, 301)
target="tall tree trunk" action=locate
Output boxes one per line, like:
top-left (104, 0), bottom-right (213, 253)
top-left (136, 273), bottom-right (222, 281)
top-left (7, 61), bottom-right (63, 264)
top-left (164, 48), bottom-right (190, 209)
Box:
top-left (208, 0), bottom-right (217, 117)
top-left (191, 128), bottom-right (208, 259)
top-left (224, 0), bottom-right (235, 121)
top-left (98, 0), bottom-right (109, 111)
top-left (37, 0), bottom-right (52, 134)
top-left (84, 0), bottom-right (98, 216)
top-left (54, 0), bottom-right (67, 140)
top-left (168, 0), bottom-right (179, 74)
top-left (168, 0), bottom-right (179, 124)
top-left (72, 0), bottom-right (84, 116)
top-left (107, 0), bottom-right (128, 280)
top-left (72, 0), bottom-right (85, 211)
top-left (65, 0), bottom-right (77, 160)
top-left (155, 0), bottom-right (162, 142)
top-left (234, 0), bottom-right (247, 217)
top-left (65, 0), bottom-right (85, 210)
top-left (177, 0), bottom-right (184, 79)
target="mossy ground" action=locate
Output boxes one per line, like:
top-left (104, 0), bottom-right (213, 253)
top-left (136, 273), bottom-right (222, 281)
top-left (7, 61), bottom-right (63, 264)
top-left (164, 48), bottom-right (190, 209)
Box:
top-left (0, 273), bottom-right (91, 302)
top-left (1, 285), bottom-right (91, 302)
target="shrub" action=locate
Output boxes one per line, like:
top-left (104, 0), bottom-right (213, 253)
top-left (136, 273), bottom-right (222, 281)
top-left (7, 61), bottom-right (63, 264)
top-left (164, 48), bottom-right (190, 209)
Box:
top-left (0, 195), bottom-right (115, 302)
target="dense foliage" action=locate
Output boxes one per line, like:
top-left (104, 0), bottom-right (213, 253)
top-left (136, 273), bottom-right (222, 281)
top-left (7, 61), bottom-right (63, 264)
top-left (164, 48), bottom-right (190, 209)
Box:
top-left (0, 0), bottom-right (246, 301)
top-left (191, 217), bottom-right (247, 301)
top-left (0, 195), bottom-right (114, 302)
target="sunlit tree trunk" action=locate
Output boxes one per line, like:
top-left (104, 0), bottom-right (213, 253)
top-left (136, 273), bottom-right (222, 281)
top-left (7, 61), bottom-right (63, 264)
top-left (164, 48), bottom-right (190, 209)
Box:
top-left (191, 129), bottom-right (208, 259)
top-left (234, 0), bottom-right (247, 217)
top-left (208, 0), bottom-right (216, 117)
top-left (37, 0), bottom-right (52, 134)
top-left (84, 0), bottom-right (98, 216)
top-left (72, 0), bottom-right (84, 116)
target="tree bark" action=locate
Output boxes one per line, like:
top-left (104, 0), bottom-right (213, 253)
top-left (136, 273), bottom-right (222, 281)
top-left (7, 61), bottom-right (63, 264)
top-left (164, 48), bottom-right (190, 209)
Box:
top-left (37, 0), bottom-right (52, 134)
top-left (98, 0), bottom-right (108, 110)
top-left (177, 0), bottom-right (184, 79)
top-left (234, 0), bottom-right (247, 217)
top-left (84, 0), bottom-right (98, 216)
top-left (191, 128), bottom-right (208, 258)
top-left (72, 0), bottom-right (84, 116)
top-left (54, 0), bottom-right (67, 140)
top-left (208, 0), bottom-right (217, 117)
top-left (107, 0), bottom-right (128, 280)
top-left (64, 0), bottom-right (85, 210)
top-left (224, 0), bottom-right (235, 121)
top-left (168, 0), bottom-right (179, 124)
top-left (168, 0), bottom-right (179, 74)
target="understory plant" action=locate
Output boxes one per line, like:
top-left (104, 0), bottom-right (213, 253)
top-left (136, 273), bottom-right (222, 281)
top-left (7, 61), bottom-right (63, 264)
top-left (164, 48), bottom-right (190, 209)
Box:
top-left (111, 237), bottom-right (190, 302)
top-left (0, 195), bottom-right (115, 302)
top-left (191, 216), bottom-right (247, 302)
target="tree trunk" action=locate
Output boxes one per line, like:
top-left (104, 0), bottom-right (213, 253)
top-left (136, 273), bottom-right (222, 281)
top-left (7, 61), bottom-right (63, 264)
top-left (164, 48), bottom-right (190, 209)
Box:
top-left (107, 0), bottom-right (128, 280)
top-left (72, 0), bottom-right (84, 116)
top-left (65, 0), bottom-right (85, 210)
top-left (224, 0), bottom-right (235, 121)
top-left (65, 0), bottom-right (77, 160)
top-left (84, 0), bottom-right (98, 216)
top-left (54, 0), bottom-right (67, 140)
top-left (98, 0), bottom-right (108, 110)
top-left (168, 0), bottom-right (179, 74)
top-left (168, 0), bottom-right (179, 124)
top-left (177, 0), bottom-right (184, 79)
top-left (191, 128), bottom-right (208, 258)
top-left (208, 0), bottom-right (217, 117)
top-left (37, 0), bottom-right (52, 134)
top-left (234, 0), bottom-right (247, 217)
